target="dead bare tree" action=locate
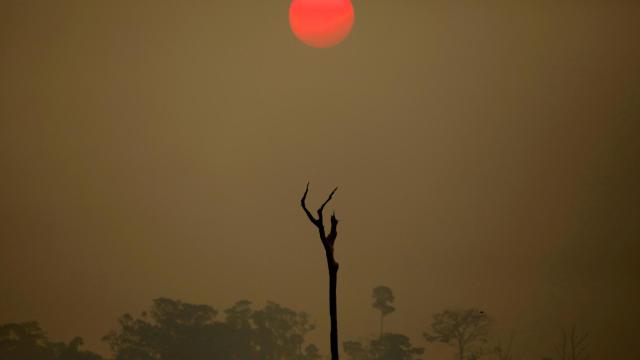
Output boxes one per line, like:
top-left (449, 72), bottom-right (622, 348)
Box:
top-left (554, 325), bottom-right (590, 360)
top-left (301, 183), bottom-right (340, 360)
top-left (493, 333), bottom-right (515, 360)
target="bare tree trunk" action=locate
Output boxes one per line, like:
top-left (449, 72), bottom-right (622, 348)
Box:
top-left (327, 251), bottom-right (339, 360)
top-left (301, 184), bottom-right (340, 360)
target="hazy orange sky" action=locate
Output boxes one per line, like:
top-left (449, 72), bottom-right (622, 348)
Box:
top-left (1, 1), bottom-right (639, 359)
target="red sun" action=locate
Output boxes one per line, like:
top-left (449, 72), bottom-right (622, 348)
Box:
top-left (289, 0), bottom-right (355, 48)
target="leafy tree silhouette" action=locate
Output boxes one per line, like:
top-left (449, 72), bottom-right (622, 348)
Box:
top-left (372, 286), bottom-right (395, 339)
top-left (252, 301), bottom-right (316, 359)
top-left (343, 340), bottom-right (369, 360)
top-left (423, 309), bottom-right (489, 360)
top-left (0, 322), bottom-right (102, 360)
top-left (300, 183), bottom-right (340, 360)
top-left (103, 297), bottom-right (320, 360)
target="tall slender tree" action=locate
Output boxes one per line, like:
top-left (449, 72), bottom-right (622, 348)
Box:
top-left (372, 286), bottom-right (395, 339)
top-left (301, 183), bottom-right (340, 360)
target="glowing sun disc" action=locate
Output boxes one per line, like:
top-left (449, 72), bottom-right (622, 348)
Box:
top-left (289, 0), bottom-right (355, 48)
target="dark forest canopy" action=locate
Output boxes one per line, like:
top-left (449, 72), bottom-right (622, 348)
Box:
top-left (0, 321), bottom-right (102, 360)
top-left (103, 298), bottom-right (320, 360)
top-left (1, 293), bottom-right (590, 360)
top-left (1, 298), bottom-right (322, 360)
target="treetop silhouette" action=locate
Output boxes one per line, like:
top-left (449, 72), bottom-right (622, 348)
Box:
top-left (372, 285), bottom-right (395, 338)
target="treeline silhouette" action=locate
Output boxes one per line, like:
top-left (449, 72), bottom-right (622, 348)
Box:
top-left (0, 322), bottom-right (101, 360)
top-left (0, 287), bottom-right (589, 360)
top-left (1, 298), bottom-right (319, 360)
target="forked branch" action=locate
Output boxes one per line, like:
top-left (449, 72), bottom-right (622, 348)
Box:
top-left (301, 183), bottom-right (339, 248)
